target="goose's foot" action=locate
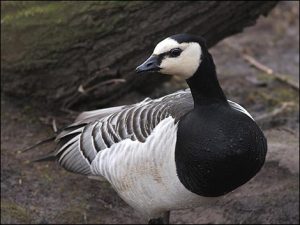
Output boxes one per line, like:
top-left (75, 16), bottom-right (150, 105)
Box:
top-left (148, 211), bottom-right (170, 224)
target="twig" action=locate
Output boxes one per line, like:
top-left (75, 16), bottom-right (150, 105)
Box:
top-left (52, 118), bottom-right (57, 133)
top-left (83, 212), bottom-right (87, 224)
top-left (255, 101), bottom-right (295, 123)
top-left (59, 107), bottom-right (79, 115)
top-left (241, 54), bottom-right (273, 75)
top-left (225, 42), bottom-right (299, 90)
top-left (78, 78), bottom-right (126, 94)
top-left (276, 127), bottom-right (297, 135)
top-left (242, 54), bottom-right (299, 90)
top-left (95, 197), bottom-right (121, 213)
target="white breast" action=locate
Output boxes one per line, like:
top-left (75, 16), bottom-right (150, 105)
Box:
top-left (91, 117), bottom-right (214, 218)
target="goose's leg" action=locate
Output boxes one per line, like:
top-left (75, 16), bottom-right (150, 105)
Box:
top-left (162, 211), bottom-right (170, 224)
top-left (148, 211), bottom-right (170, 224)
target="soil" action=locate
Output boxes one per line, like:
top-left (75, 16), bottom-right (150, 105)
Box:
top-left (1, 2), bottom-right (299, 224)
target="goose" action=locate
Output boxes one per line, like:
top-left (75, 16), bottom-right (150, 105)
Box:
top-left (29, 34), bottom-right (267, 224)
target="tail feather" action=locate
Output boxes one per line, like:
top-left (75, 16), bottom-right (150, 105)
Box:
top-left (31, 153), bottom-right (57, 162)
top-left (22, 105), bottom-right (125, 169)
top-left (21, 136), bottom-right (56, 153)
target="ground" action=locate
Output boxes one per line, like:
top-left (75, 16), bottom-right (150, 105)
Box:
top-left (1, 2), bottom-right (299, 224)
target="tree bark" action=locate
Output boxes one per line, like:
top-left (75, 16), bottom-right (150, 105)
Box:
top-left (1, 1), bottom-right (278, 111)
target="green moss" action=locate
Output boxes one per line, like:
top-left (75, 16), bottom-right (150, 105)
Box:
top-left (1, 1), bottom-right (142, 69)
top-left (1, 200), bottom-right (32, 223)
top-left (256, 72), bottom-right (276, 83)
top-left (2, 3), bottom-right (62, 26)
top-left (253, 72), bottom-right (299, 111)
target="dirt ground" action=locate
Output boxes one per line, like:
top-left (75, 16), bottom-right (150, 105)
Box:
top-left (1, 2), bottom-right (299, 224)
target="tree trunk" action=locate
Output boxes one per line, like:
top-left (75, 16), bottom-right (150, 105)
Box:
top-left (1, 1), bottom-right (278, 111)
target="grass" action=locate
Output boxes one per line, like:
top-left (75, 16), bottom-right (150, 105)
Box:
top-left (1, 200), bottom-right (32, 224)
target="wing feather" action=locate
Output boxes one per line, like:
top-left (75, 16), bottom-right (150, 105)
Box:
top-left (227, 100), bottom-right (254, 120)
top-left (92, 122), bottom-right (108, 151)
top-left (80, 123), bottom-right (98, 163)
top-left (132, 105), bottom-right (146, 142)
top-left (100, 121), bottom-right (115, 147)
top-left (50, 88), bottom-right (253, 176)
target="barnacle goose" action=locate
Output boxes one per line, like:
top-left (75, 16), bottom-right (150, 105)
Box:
top-left (32, 34), bottom-right (267, 224)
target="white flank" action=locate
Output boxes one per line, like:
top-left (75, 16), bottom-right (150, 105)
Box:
top-left (91, 117), bottom-right (213, 218)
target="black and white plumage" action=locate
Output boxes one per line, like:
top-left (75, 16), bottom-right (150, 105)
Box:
top-left (32, 34), bottom-right (267, 224)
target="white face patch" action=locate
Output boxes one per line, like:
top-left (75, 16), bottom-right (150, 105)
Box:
top-left (153, 38), bottom-right (202, 79)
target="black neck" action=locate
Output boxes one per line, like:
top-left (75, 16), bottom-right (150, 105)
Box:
top-left (186, 51), bottom-right (227, 106)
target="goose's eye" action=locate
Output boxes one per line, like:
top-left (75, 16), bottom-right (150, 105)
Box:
top-left (169, 48), bottom-right (182, 57)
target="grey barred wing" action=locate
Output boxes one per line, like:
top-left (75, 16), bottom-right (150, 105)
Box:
top-left (53, 90), bottom-right (194, 175)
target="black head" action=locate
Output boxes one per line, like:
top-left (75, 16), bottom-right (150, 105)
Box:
top-left (169, 33), bottom-right (207, 47)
